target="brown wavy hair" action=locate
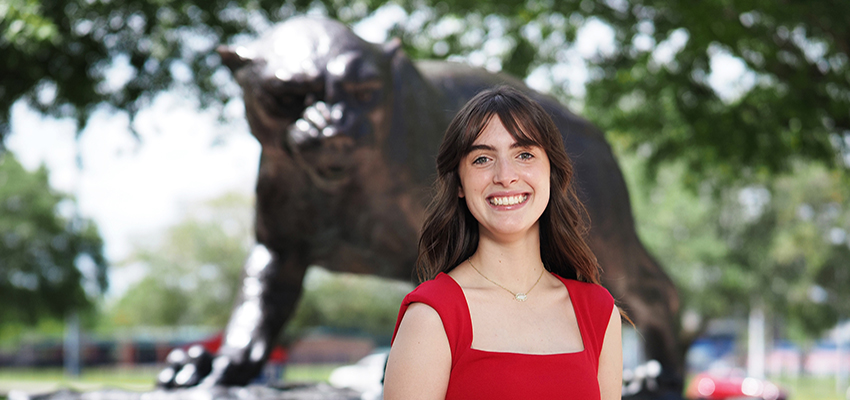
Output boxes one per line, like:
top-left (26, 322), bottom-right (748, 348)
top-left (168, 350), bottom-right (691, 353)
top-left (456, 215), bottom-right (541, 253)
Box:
top-left (416, 86), bottom-right (601, 285)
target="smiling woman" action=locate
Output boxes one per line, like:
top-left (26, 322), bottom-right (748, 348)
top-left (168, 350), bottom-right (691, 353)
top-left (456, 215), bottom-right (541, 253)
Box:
top-left (383, 86), bottom-right (623, 400)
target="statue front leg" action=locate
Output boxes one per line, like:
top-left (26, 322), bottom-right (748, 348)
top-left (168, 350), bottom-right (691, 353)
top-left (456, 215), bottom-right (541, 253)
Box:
top-left (158, 244), bottom-right (307, 387)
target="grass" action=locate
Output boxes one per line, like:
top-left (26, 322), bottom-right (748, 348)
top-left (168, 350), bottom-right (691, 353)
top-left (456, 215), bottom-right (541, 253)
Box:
top-left (771, 375), bottom-right (847, 400)
top-left (0, 363), bottom-right (343, 397)
top-left (281, 363), bottom-right (343, 384)
top-left (0, 366), bottom-right (160, 394)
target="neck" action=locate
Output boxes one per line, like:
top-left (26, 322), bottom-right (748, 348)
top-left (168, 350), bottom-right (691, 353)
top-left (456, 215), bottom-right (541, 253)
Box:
top-left (470, 226), bottom-right (544, 287)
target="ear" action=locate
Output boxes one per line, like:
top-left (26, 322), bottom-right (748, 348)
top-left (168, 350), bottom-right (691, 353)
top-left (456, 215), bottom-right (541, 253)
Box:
top-left (383, 37), bottom-right (402, 60)
top-left (458, 185), bottom-right (465, 198)
top-left (217, 45), bottom-right (255, 72)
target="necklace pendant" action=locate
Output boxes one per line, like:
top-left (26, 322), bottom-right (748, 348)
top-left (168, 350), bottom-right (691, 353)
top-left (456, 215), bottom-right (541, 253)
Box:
top-left (515, 293), bottom-right (527, 302)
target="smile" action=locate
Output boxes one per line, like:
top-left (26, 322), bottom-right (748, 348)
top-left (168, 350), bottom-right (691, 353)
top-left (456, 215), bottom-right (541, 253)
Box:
top-left (488, 194), bottom-right (528, 206)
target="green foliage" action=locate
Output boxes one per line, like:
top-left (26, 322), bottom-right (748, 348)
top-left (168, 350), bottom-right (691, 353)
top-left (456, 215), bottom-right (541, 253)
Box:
top-left (577, 0), bottom-right (850, 181)
top-left (761, 165), bottom-right (850, 333)
top-left (384, 0), bottom-right (850, 180)
top-left (619, 140), bottom-right (850, 336)
top-left (0, 151), bottom-right (107, 324)
top-left (285, 267), bottom-right (411, 342)
top-left (618, 151), bottom-right (731, 320)
top-left (107, 192), bottom-right (252, 327)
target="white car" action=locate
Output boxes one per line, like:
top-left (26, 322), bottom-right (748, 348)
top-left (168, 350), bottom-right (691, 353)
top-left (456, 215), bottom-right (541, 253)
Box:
top-left (328, 350), bottom-right (389, 400)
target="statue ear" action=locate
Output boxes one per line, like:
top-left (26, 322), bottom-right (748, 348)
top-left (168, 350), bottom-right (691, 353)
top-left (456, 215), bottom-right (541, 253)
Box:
top-left (217, 45), bottom-right (254, 72)
top-left (384, 37), bottom-right (403, 60)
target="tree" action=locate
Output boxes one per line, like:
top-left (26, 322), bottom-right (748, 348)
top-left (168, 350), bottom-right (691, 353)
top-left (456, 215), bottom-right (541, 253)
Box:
top-left (757, 163), bottom-right (850, 336)
top-left (576, 0), bottom-right (850, 181)
top-left (618, 142), bottom-right (850, 340)
top-left (108, 192), bottom-right (252, 327)
top-left (0, 151), bottom-right (107, 324)
top-left (3, 0), bottom-right (848, 180)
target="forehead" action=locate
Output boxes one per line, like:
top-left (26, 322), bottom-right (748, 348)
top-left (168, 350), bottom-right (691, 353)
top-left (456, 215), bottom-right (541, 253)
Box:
top-left (470, 115), bottom-right (540, 149)
top-left (473, 117), bottom-right (513, 143)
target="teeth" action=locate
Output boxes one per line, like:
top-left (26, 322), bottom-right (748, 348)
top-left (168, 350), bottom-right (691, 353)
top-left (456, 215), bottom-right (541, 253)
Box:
top-left (489, 195), bottom-right (527, 206)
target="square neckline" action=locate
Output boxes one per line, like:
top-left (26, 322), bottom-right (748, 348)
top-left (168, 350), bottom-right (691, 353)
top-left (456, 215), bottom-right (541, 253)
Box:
top-left (439, 272), bottom-right (587, 357)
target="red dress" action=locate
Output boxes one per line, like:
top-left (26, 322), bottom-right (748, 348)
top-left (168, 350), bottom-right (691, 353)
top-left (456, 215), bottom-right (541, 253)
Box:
top-left (392, 272), bottom-right (615, 400)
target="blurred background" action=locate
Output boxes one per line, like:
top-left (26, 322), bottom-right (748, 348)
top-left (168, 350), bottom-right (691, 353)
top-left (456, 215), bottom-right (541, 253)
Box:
top-left (1, 0), bottom-right (848, 399)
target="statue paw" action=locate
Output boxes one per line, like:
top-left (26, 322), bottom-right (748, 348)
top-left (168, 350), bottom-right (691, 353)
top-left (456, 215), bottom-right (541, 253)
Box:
top-left (157, 345), bottom-right (214, 388)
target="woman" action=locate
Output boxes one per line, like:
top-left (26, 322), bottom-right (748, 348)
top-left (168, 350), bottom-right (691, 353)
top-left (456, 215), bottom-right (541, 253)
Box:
top-left (383, 86), bottom-right (623, 400)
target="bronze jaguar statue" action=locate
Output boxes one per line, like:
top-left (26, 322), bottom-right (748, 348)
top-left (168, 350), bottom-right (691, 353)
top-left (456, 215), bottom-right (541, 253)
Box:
top-left (158, 16), bottom-right (682, 393)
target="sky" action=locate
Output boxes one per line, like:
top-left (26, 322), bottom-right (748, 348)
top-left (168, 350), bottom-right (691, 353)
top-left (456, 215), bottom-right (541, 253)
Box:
top-left (4, 6), bottom-right (751, 298)
top-left (7, 94), bottom-right (262, 297)
top-left (7, 94), bottom-right (260, 262)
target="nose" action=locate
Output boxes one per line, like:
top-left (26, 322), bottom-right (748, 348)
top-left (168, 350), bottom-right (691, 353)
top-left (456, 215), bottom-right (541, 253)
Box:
top-left (493, 158), bottom-right (519, 186)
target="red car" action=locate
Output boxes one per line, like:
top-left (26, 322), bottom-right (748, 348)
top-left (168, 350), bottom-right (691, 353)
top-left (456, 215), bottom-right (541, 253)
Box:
top-left (686, 369), bottom-right (787, 400)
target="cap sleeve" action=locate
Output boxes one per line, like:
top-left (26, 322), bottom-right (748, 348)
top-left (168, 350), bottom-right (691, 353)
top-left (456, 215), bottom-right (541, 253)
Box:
top-left (392, 273), bottom-right (471, 367)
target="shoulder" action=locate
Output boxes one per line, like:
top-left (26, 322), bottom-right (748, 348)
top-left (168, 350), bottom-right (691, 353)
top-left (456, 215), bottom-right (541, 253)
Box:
top-left (555, 275), bottom-right (614, 321)
top-left (400, 273), bottom-right (464, 316)
top-left (554, 274), bottom-right (614, 310)
top-left (577, 280), bottom-right (615, 306)
top-left (397, 302), bottom-right (444, 333)
top-left (403, 273), bottom-right (458, 304)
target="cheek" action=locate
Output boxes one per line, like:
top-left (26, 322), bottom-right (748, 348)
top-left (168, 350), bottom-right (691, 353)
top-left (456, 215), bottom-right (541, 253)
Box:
top-left (540, 186), bottom-right (551, 206)
top-left (530, 169), bottom-right (551, 200)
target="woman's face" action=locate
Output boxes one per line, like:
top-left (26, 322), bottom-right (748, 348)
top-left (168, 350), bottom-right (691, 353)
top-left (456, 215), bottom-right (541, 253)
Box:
top-left (458, 116), bottom-right (550, 241)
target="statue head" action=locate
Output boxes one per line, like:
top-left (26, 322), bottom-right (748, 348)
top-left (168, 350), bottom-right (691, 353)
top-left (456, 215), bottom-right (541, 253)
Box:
top-left (218, 17), bottom-right (401, 190)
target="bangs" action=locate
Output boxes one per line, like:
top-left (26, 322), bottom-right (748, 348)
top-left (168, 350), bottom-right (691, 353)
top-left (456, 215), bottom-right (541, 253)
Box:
top-left (495, 108), bottom-right (544, 149)
top-left (457, 97), bottom-right (546, 157)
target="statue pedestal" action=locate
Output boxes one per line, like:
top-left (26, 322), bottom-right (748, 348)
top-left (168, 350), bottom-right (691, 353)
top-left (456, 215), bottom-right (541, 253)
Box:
top-left (9, 383), bottom-right (362, 400)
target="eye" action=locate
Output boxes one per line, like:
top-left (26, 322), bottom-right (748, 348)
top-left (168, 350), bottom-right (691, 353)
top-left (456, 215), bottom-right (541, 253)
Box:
top-left (518, 152), bottom-right (534, 160)
top-left (472, 156), bottom-right (489, 165)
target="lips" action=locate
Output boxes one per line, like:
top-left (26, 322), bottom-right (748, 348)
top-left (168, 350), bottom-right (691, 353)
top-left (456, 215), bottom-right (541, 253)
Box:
top-left (487, 194), bottom-right (528, 207)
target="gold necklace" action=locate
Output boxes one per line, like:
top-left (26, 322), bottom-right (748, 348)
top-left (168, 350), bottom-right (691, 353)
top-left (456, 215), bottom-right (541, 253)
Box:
top-left (467, 258), bottom-right (545, 302)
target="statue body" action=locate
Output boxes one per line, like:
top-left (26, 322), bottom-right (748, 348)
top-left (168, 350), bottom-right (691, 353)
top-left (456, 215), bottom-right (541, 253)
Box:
top-left (160, 16), bottom-right (681, 394)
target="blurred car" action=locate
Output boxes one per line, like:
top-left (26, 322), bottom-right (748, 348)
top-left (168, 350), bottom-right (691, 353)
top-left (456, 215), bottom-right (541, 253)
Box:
top-left (685, 368), bottom-right (787, 400)
top-left (328, 349), bottom-right (389, 399)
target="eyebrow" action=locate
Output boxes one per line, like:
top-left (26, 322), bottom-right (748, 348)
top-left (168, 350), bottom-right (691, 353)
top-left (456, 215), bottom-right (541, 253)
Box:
top-left (468, 143), bottom-right (533, 152)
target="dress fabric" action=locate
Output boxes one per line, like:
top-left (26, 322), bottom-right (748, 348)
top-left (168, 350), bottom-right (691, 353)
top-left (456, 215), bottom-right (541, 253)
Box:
top-left (392, 272), bottom-right (615, 400)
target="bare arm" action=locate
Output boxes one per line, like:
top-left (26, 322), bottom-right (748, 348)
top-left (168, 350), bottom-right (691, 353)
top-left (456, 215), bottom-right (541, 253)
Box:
top-left (383, 302), bottom-right (452, 400)
top-left (598, 306), bottom-right (623, 400)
